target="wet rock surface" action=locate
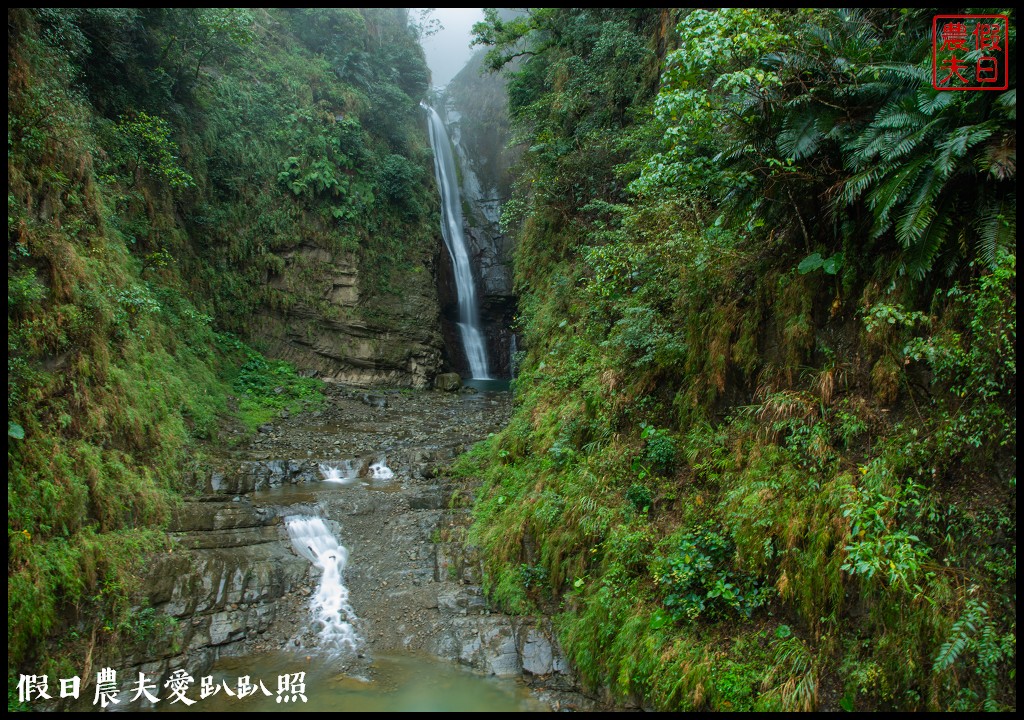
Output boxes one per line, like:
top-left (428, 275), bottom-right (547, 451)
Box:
top-left (133, 383), bottom-right (599, 710)
top-left (440, 52), bottom-right (521, 378)
top-left (252, 248), bottom-right (444, 388)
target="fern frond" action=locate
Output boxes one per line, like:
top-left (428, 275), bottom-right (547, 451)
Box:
top-left (864, 158), bottom-right (921, 213)
top-left (880, 118), bottom-right (942, 163)
top-left (715, 139), bottom-right (752, 162)
top-left (838, 80), bottom-right (900, 102)
top-left (778, 109), bottom-right (823, 160)
top-left (895, 166), bottom-right (944, 247)
top-left (846, 127), bottom-right (890, 168)
top-left (869, 61), bottom-right (931, 87)
top-left (972, 197), bottom-right (1016, 267)
top-left (875, 107), bottom-right (923, 131)
top-left (842, 165), bottom-right (885, 203)
top-left (994, 88), bottom-right (1015, 119)
top-left (916, 86), bottom-right (956, 115)
top-left (934, 123), bottom-right (996, 179)
top-left (899, 204), bottom-right (951, 280)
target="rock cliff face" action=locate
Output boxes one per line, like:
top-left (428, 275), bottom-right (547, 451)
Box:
top-left (253, 244), bottom-right (444, 388)
top-left (439, 51), bottom-right (521, 378)
top-left (114, 499), bottom-right (309, 686)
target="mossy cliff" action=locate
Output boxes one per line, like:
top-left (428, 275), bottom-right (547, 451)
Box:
top-left (8, 7), bottom-right (440, 689)
top-left (456, 8), bottom-right (1015, 711)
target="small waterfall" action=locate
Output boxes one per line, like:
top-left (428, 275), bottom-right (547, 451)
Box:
top-left (367, 460), bottom-right (394, 480)
top-left (319, 461), bottom-right (359, 484)
top-left (285, 516), bottom-right (361, 653)
top-left (423, 103), bottom-right (491, 379)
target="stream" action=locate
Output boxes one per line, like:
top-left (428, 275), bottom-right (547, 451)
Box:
top-left (138, 383), bottom-right (586, 711)
top-left (167, 647), bottom-right (546, 712)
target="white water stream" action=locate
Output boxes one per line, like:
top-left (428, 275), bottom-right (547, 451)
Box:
top-left (319, 461), bottom-right (359, 484)
top-left (284, 516), bottom-right (361, 653)
top-left (319, 458), bottom-right (394, 484)
top-left (423, 103), bottom-right (491, 379)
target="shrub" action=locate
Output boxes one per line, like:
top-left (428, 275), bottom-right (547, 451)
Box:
top-left (656, 524), bottom-right (770, 623)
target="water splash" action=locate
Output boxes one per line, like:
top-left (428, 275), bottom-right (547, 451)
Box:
top-left (367, 461), bottom-right (394, 481)
top-left (285, 516), bottom-right (361, 654)
top-left (319, 461), bottom-right (359, 484)
top-left (422, 103), bottom-right (491, 379)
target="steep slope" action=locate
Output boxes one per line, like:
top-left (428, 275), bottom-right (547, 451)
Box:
top-left (459, 8), bottom-right (1016, 712)
top-left (8, 7), bottom-right (441, 683)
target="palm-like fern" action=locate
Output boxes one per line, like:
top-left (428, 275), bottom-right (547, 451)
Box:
top-left (659, 8), bottom-right (1016, 282)
top-left (768, 11), bottom-right (1016, 281)
top-left (842, 81), bottom-right (1015, 279)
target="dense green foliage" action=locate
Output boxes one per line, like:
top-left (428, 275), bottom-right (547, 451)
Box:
top-left (8, 7), bottom-right (434, 688)
top-left (461, 7), bottom-right (1016, 711)
top-left (8, 5), bottom-right (1016, 713)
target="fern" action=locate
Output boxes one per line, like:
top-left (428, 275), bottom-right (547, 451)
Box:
top-left (934, 123), bottom-right (995, 179)
top-left (644, 7), bottom-right (1014, 283)
top-left (778, 108), bottom-right (822, 160)
top-left (899, 208), bottom-right (950, 280)
top-left (934, 599), bottom-right (987, 674)
top-left (994, 88), bottom-right (1015, 118)
top-left (839, 59), bottom-right (1015, 279)
top-left (972, 197), bottom-right (1016, 267)
top-left (916, 86), bottom-right (956, 114)
top-left (863, 156), bottom-right (925, 235)
top-left (895, 166), bottom-right (944, 246)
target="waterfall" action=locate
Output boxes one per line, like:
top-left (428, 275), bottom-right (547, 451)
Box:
top-left (319, 461), bottom-right (359, 484)
top-left (285, 516), bottom-right (361, 653)
top-left (423, 103), bottom-right (491, 379)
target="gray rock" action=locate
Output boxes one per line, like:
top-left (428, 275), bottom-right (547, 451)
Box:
top-left (360, 393), bottom-right (388, 409)
top-left (434, 373), bottom-right (462, 392)
top-left (521, 627), bottom-right (555, 675)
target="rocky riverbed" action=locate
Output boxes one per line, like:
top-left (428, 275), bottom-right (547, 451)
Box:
top-left (118, 383), bottom-right (600, 711)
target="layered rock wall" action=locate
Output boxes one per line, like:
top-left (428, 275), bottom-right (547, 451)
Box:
top-left (254, 245), bottom-right (444, 388)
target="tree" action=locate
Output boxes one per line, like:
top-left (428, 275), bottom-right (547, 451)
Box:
top-left (114, 111), bottom-right (194, 188)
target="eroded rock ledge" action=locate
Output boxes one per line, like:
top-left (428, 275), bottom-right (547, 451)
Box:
top-left (256, 246), bottom-right (444, 388)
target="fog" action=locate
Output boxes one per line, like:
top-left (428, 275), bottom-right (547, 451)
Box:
top-left (417, 8), bottom-right (484, 90)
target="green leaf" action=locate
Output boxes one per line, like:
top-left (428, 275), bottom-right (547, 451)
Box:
top-left (8, 422), bottom-right (25, 439)
top-left (798, 252), bottom-right (824, 274)
top-left (821, 252), bottom-right (843, 275)
top-left (778, 109), bottom-right (823, 160)
top-left (649, 610), bottom-right (671, 630)
top-left (800, 251), bottom-right (843, 275)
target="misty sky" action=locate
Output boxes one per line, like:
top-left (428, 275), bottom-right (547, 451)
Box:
top-left (417, 8), bottom-right (484, 90)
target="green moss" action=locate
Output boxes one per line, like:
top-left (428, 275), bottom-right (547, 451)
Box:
top-left (457, 8), bottom-right (1015, 712)
top-left (7, 7), bottom-right (420, 679)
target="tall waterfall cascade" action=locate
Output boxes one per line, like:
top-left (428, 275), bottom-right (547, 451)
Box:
top-left (285, 515), bottom-right (361, 653)
top-left (423, 104), bottom-right (491, 379)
